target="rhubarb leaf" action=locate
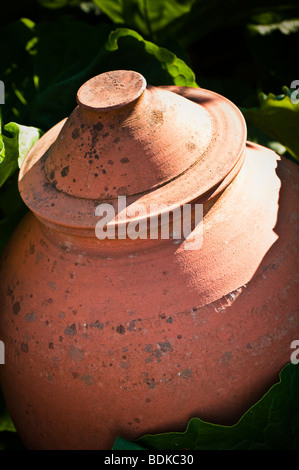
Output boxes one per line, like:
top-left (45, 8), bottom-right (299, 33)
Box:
top-left (113, 363), bottom-right (299, 450)
top-left (243, 87), bottom-right (299, 162)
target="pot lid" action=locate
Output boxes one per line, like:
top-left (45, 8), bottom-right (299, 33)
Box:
top-left (18, 70), bottom-right (246, 232)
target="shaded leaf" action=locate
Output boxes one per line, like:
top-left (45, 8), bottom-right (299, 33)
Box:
top-left (27, 24), bottom-right (197, 129)
top-left (0, 112), bottom-right (41, 253)
top-left (0, 409), bottom-right (16, 434)
top-left (243, 87), bottom-right (299, 161)
top-left (245, 12), bottom-right (299, 92)
top-left (0, 111), bottom-right (43, 187)
top-left (113, 364), bottom-right (299, 450)
top-left (1, 15), bottom-right (197, 130)
top-left (112, 437), bottom-right (148, 450)
top-left (37, 0), bottom-right (83, 8)
top-left (166, 0), bottom-right (299, 48)
top-left (92, 0), bottom-right (195, 41)
top-left (0, 385), bottom-right (25, 449)
top-left (0, 175), bottom-right (28, 255)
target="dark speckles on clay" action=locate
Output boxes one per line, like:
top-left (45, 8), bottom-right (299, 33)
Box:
top-left (120, 157), bottom-right (129, 164)
top-left (68, 345), bottom-right (84, 362)
top-left (186, 141), bottom-right (197, 152)
top-left (157, 340), bottom-right (172, 352)
top-left (180, 368), bottom-right (192, 379)
top-left (116, 325), bottom-right (126, 335)
top-left (25, 311), bottom-right (37, 323)
top-left (35, 251), bottom-right (44, 264)
top-left (116, 186), bottom-right (127, 195)
top-left (13, 301), bottom-right (20, 315)
top-left (6, 286), bottom-right (13, 297)
top-left (151, 109), bottom-right (164, 124)
top-left (144, 344), bottom-right (163, 363)
top-left (21, 342), bottom-right (29, 353)
top-left (80, 374), bottom-right (95, 386)
top-left (127, 320), bottom-right (136, 332)
top-left (144, 377), bottom-right (157, 389)
top-left (120, 361), bottom-right (130, 369)
top-left (90, 321), bottom-right (104, 330)
top-left (61, 166), bottom-right (69, 177)
top-left (49, 170), bottom-right (55, 180)
top-left (64, 324), bottom-right (77, 337)
top-left (72, 128), bottom-right (80, 139)
top-left (145, 349), bottom-right (162, 363)
top-left (90, 122), bottom-right (104, 144)
top-left (220, 351), bottom-right (232, 366)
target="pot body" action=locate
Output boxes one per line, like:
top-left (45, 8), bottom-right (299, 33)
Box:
top-left (0, 143), bottom-right (298, 450)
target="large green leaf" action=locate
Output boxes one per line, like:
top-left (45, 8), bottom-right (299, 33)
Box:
top-left (1, 16), bottom-right (197, 130)
top-left (165, 0), bottom-right (299, 48)
top-left (92, 0), bottom-right (195, 41)
top-left (0, 174), bottom-right (28, 255)
top-left (0, 16), bottom-right (110, 127)
top-left (244, 11), bottom-right (299, 95)
top-left (37, 0), bottom-right (83, 8)
top-left (113, 363), bottom-right (299, 450)
top-left (243, 87), bottom-right (299, 162)
top-left (27, 25), bottom-right (198, 129)
top-left (0, 113), bottom-right (41, 253)
top-left (92, 0), bottom-right (299, 48)
top-left (0, 408), bottom-right (16, 433)
top-left (0, 18), bottom-right (37, 125)
top-left (0, 112), bottom-right (43, 187)
top-left (0, 386), bottom-right (25, 450)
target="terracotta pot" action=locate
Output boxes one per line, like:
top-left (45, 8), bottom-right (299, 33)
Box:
top-left (0, 70), bottom-right (298, 450)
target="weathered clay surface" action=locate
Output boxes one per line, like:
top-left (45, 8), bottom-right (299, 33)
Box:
top-left (0, 71), bottom-right (298, 450)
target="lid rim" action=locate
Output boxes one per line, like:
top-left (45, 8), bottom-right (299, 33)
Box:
top-left (18, 86), bottom-right (247, 230)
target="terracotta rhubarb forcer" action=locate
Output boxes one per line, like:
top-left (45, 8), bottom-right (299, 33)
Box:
top-left (0, 70), bottom-right (298, 450)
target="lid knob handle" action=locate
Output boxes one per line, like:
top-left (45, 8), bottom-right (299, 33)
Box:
top-left (76, 70), bottom-right (147, 112)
